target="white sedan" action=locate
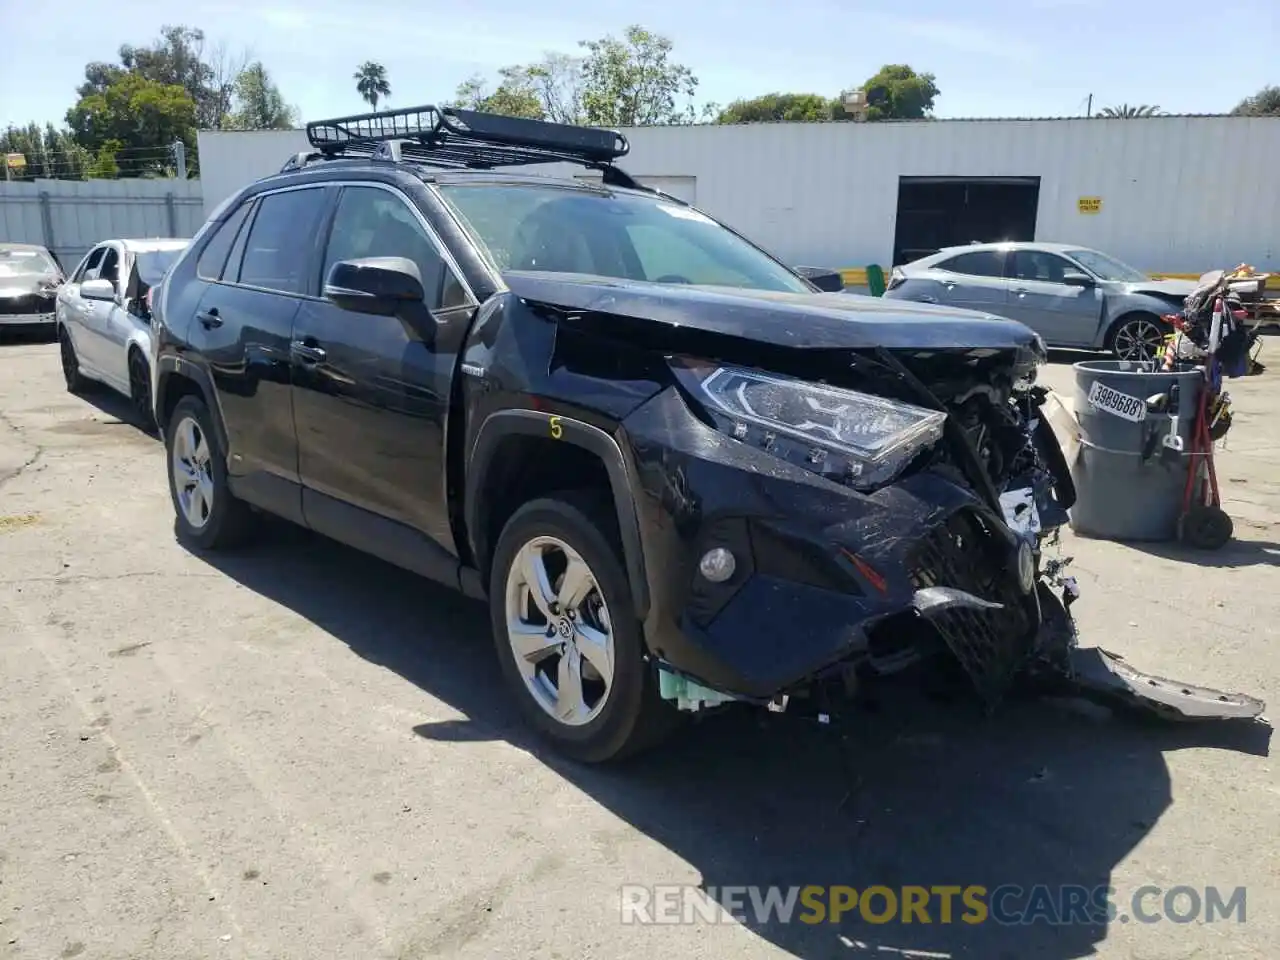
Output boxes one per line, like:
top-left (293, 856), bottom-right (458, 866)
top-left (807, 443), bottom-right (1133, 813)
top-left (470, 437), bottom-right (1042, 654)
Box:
top-left (56, 238), bottom-right (189, 427)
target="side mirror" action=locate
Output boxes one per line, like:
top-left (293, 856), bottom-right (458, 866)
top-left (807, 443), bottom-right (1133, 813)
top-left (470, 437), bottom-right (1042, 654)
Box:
top-left (795, 265), bottom-right (845, 293)
top-left (323, 257), bottom-right (425, 316)
top-left (1062, 271), bottom-right (1095, 288)
top-left (79, 278), bottom-right (117, 302)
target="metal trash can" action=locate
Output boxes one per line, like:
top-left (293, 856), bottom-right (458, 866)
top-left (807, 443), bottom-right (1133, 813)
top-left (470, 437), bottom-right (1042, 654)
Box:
top-left (1068, 359), bottom-right (1202, 541)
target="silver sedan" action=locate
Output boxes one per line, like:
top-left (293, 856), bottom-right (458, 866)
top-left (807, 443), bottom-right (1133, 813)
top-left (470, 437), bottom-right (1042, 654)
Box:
top-left (884, 242), bottom-right (1196, 362)
top-left (55, 238), bottom-right (189, 426)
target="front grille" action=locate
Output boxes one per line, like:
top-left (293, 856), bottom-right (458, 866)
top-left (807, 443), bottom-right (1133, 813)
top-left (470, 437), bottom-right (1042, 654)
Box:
top-left (0, 294), bottom-right (53, 316)
top-left (908, 509), bottom-right (1035, 702)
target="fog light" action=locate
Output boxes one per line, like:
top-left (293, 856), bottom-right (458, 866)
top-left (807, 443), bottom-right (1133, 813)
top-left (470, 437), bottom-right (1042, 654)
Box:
top-left (698, 547), bottom-right (736, 583)
top-left (1016, 541), bottom-right (1036, 594)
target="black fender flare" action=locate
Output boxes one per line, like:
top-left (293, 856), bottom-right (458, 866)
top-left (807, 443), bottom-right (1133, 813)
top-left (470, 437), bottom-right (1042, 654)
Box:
top-left (154, 354), bottom-right (228, 452)
top-left (465, 409), bottom-right (650, 617)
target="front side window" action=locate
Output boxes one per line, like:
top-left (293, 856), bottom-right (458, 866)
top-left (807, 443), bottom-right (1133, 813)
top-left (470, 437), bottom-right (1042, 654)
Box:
top-left (1009, 250), bottom-right (1072, 283)
top-left (98, 247), bottom-right (121, 291)
top-left (321, 186), bottom-right (449, 309)
top-left (237, 188), bottom-right (328, 294)
top-left (76, 246), bottom-right (106, 282)
top-left (437, 183), bottom-right (811, 294)
top-left (937, 250), bottom-right (1005, 278)
top-left (1065, 249), bottom-right (1148, 283)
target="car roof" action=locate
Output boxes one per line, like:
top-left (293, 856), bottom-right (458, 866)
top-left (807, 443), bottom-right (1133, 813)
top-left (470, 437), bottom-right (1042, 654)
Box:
top-left (116, 238), bottom-right (190, 253)
top-left (0, 241), bottom-right (53, 253)
top-left (931, 241), bottom-right (1091, 257)
top-left (252, 159), bottom-right (659, 203)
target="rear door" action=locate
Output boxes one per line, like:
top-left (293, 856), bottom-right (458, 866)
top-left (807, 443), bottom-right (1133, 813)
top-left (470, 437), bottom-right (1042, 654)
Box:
top-left (928, 249), bottom-right (1010, 313)
top-left (189, 184), bottom-right (333, 523)
top-left (1005, 249), bottom-right (1103, 347)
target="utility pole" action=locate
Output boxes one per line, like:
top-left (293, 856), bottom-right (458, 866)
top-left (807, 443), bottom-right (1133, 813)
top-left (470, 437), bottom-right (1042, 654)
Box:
top-left (172, 140), bottom-right (187, 180)
top-left (1086, 93), bottom-right (1093, 118)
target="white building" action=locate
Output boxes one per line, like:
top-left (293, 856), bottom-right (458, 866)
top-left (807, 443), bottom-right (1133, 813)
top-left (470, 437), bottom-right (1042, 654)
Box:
top-left (198, 115), bottom-right (1280, 281)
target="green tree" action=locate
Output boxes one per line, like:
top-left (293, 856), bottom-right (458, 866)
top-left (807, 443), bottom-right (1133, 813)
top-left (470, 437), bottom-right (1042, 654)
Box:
top-left (354, 61), bottom-right (391, 110)
top-left (89, 140), bottom-right (124, 179)
top-left (1096, 103), bottom-right (1163, 118)
top-left (844, 65), bottom-right (940, 121)
top-left (1231, 85), bottom-right (1280, 116)
top-left (0, 124), bottom-right (91, 179)
top-left (65, 72), bottom-right (196, 175)
top-left (525, 54), bottom-right (586, 125)
top-left (451, 68), bottom-right (546, 120)
top-left (227, 62), bottom-right (298, 129)
top-left (578, 25), bottom-right (698, 126)
top-left (717, 92), bottom-right (835, 124)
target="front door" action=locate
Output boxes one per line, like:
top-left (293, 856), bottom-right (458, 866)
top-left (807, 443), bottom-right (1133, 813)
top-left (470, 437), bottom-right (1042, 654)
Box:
top-left (291, 182), bottom-right (475, 557)
top-left (1004, 249), bottom-right (1104, 346)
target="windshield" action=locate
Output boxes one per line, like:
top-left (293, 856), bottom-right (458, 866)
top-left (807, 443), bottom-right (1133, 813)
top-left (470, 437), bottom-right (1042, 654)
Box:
top-left (437, 183), bottom-right (812, 294)
top-left (1065, 249), bottom-right (1148, 283)
top-left (135, 247), bottom-right (187, 287)
top-left (0, 246), bottom-right (58, 279)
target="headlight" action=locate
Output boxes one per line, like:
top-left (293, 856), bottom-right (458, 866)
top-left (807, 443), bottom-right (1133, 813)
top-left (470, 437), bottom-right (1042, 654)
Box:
top-left (675, 362), bottom-right (947, 491)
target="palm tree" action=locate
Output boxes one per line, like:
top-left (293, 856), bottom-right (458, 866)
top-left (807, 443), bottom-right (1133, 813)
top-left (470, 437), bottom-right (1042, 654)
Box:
top-left (1097, 103), bottom-right (1163, 118)
top-left (354, 62), bottom-right (391, 110)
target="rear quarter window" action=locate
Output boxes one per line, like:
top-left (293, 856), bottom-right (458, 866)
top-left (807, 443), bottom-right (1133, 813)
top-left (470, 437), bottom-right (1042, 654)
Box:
top-left (197, 201), bottom-right (253, 281)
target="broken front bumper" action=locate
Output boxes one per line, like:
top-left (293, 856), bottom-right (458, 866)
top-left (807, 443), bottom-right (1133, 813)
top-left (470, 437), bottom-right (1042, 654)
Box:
top-left (620, 388), bottom-right (1268, 725)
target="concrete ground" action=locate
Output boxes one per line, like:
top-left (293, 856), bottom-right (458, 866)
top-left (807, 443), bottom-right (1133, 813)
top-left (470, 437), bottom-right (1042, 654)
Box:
top-left (1, 334), bottom-right (1277, 960)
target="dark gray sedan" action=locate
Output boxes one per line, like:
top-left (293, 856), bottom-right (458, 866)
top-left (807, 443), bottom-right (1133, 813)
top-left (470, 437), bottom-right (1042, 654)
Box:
top-left (884, 242), bottom-right (1197, 361)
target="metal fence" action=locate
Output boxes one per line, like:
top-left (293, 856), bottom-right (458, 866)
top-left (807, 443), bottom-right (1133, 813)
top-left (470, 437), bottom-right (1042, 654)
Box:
top-left (0, 178), bottom-right (204, 272)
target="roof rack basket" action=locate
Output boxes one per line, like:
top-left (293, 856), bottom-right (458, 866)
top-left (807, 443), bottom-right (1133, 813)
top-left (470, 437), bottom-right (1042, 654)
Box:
top-left (281, 104), bottom-right (644, 189)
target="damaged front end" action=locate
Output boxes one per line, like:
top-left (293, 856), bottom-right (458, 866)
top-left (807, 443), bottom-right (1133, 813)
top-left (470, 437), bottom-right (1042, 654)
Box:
top-left (633, 339), bottom-right (1267, 728)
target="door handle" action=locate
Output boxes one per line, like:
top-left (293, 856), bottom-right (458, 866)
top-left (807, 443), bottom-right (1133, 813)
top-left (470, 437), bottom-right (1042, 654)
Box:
top-left (918, 295), bottom-right (938, 303)
top-left (291, 340), bottom-right (327, 363)
top-left (197, 307), bottom-right (222, 329)
top-left (1012, 288), bottom-right (1030, 297)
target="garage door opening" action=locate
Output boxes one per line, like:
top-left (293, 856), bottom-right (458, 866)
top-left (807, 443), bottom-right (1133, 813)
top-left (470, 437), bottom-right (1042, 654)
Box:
top-left (892, 176), bottom-right (1040, 265)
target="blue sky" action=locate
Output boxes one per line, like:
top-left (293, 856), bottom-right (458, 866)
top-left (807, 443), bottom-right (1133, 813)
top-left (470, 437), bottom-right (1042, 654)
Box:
top-left (2, 0), bottom-right (1277, 129)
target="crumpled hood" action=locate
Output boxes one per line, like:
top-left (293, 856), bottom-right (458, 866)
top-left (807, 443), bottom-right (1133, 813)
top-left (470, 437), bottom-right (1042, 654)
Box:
top-left (503, 271), bottom-right (1042, 352)
top-left (0, 274), bottom-right (51, 297)
top-left (1125, 278), bottom-right (1197, 299)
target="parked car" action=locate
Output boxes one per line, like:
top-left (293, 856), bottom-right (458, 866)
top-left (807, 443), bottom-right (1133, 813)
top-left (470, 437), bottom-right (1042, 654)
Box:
top-left (151, 106), bottom-right (1260, 763)
top-left (884, 242), bottom-right (1198, 362)
top-left (0, 242), bottom-right (65, 333)
top-left (56, 238), bottom-right (189, 425)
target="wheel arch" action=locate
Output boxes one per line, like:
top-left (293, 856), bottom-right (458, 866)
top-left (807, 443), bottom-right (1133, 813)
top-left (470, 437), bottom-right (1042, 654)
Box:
top-left (154, 355), bottom-right (228, 451)
top-left (1103, 308), bottom-right (1169, 349)
top-left (466, 410), bottom-right (650, 617)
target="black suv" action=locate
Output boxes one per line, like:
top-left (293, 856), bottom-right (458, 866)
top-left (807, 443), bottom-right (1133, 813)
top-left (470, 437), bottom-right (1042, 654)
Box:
top-left (152, 106), bottom-right (1262, 762)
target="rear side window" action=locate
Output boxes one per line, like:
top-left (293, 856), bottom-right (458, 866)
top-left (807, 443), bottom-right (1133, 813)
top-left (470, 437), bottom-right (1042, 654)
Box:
top-left (938, 251), bottom-right (1005, 278)
top-left (236, 188), bottom-right (328, 294)
top-left (197, 201), bottom-right (253, 281)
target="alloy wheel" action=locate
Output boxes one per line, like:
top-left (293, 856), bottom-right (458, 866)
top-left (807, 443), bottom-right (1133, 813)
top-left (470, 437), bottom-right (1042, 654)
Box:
top-left (503, 535), bottom-right (616, 727)
top-left (1112, 317), bottom-right (1166, 363)
top-left (171, 415), bottom-right (216, 530)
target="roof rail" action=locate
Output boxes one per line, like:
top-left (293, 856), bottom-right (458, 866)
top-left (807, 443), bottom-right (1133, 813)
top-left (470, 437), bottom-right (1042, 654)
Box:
top-left (301, 104), bottom-right (631, 172)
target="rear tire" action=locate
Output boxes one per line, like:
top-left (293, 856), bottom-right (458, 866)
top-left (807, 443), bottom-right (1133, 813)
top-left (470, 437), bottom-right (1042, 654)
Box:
top-left (59, 327), bottom-right (88, 394)
top-left (489, 493), bottom-right (678, 763)
top-left (165, 395), bottom-right (254, 550)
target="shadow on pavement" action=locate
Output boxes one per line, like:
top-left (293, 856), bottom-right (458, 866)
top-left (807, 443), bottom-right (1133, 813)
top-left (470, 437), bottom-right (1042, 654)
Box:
top-left (1116, 534), bottom-right (1280, 569)
top-left (186, 525), bottom-right (1270, 960)
top-left (77, 383), bottom-right (158, 439)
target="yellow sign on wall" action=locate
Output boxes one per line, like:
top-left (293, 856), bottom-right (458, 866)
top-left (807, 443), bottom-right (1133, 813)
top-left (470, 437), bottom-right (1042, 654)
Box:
top-left (1078, 196), bottom-right (1103, 214)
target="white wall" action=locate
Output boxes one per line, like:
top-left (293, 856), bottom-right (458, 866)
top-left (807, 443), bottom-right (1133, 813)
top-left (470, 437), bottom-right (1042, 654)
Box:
top-left (0, 178), bottom-right (204, 270)
top-left (198, 117), bottom-right (1280, 274)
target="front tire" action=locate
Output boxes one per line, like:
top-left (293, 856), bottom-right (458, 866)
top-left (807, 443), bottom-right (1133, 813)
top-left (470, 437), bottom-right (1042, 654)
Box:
top-left (488, 494), bottom-right (677, 763)
top-left (59, 327), bottom-right (88, 394)
top-left (1108, 313), bottom-right (1169, 364)
top-left (164, 395), bottom-right (253, 550)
